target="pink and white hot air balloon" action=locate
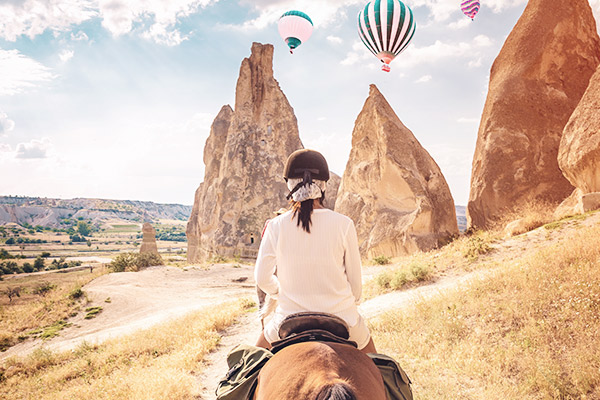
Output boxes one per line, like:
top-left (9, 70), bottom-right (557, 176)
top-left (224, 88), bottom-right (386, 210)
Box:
top-left (461, 0), bottom-right (480, 20)
top-left (278, 10), bottom-right (313, 54)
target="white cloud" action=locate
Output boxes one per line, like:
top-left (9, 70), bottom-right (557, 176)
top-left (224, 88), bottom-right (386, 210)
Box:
top-left (98, 0), bottom-right (216, 46)
top-left (231, 0), bottom-right (363, 31)
top-left (15, 138), bottom-right (52, 159)
top-left (0, 49), bottom-right (56, 95)
top-left (59, 49), bottom-right (75, 63)
top-left (341, 34), bottom-right (493, 69)
top-left (415, 74), bottom-right (432, 83)
top-left (0, 0), bottom-right (216, 46)
top-left (0, 143), bottom-right (11, 153)
top-left (448, 18), bottom-right (472, 30)
top-left (70, 30), bottom-right (89, 41)
top-left (327, 35), bottom-right (343, 44)
top-left (0, 0), bottom-right (97, 41)
top-left (0, 111), bottom-right (15, 136)
top-left (411, 0), bottom-right (527, 22)
top-left (468, 57), bottom-right (483, 68)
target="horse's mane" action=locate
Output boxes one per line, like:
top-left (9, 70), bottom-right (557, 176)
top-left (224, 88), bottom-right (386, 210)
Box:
top-left (315, 382), bottom-right (357, 400)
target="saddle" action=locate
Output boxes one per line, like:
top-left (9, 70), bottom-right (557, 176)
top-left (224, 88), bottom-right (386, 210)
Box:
top-left (271, 312), bottom-right (357, 353)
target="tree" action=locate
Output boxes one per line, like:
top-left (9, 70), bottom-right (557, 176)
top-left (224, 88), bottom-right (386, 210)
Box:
top-left (33, 256), bottom-right (45, 271)
top-left (4, 287), bottom-right (21, 302)
top-left (77, 221), bottom-right (90, 237)
top-left (5, 238), bottom-right (15, 245)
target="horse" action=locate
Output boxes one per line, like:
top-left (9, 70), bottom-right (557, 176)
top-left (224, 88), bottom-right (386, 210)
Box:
top-left (252, 340), bottom-right (387, 400)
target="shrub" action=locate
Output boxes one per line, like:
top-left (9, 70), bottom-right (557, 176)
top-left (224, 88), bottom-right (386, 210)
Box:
top-left (109, 252), bottom-right (163, 272)
top-left (69, 287), bottom-right (84, 299)
top-left (5, 238), bottom-right (15, 245)
top-left (371, 255), bottom-right (392, 265)
top-left (410, 262), bottom-right (430, 282)
top-left (33, 256), bottom-right (45, 271)
top-left (0, 249), bottom-right (14, 259)
top-left (32, 282), bottom-right (56, 297)
top-left (40, 252), bottom-right (51, 258)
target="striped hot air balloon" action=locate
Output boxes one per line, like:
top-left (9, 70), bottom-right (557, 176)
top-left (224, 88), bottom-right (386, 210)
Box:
top-left (460, 0), bottom-right (480, 20)
top-left (357, 0), bottom-right (416, 72)
top-left (278, 11), bottom-right (313, 54)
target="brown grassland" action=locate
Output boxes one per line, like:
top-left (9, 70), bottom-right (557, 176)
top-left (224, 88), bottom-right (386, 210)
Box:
top-left (1, 208), bottom-right (599, 399)
top-left (0, 299), bottom-right (254, 400)
top-left (371, 222), bottom-right (600, 399)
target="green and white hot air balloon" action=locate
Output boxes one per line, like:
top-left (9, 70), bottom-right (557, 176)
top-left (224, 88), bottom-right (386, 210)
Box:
top-left (278, 10), bottom-right (313, 54)
top-left (358, 0), bottom-right (416, 72)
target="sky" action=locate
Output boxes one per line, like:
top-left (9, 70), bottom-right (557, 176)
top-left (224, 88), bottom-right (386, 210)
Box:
top-left (1, 0), bottom-right (600, 206)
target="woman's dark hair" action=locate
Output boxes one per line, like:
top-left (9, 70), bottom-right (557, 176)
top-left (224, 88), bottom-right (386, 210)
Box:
top-left (292, 192), bottom-right (324, 233)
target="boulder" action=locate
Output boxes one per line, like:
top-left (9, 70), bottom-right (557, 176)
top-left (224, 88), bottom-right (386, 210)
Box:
top-left (559, 64), bottom-right (600, 193)
top-left (140, 222), bottom-right (159, 255)
top-left (186, 43), bottom-right (303, 263)
top-left (335, 85), bottom-right (459, 258)
top-left (554, 188), bottom-right (600, 219)
top-left (467, 0), bottom-right (600, 229)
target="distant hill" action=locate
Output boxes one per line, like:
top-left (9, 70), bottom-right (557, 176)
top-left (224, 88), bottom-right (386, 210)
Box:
top-left (456, 205), bottom-right (467, 232)
top-left (0, 196), bottom-right (192, 228)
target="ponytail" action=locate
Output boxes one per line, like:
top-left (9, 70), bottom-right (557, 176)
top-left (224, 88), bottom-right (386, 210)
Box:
top-left (291, 193), bottom-right (325, 233)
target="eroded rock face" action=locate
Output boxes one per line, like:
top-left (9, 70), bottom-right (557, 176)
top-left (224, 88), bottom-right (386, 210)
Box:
top-left (186, 43), bottom-right (303, 263)
top-left (140, 222), bottom-right (159, 255)
top-left (467, 0), bottom-right (600, 229)
top-left (559, 64), bottom-right (600, 193)
top-left (335, 85), bottom-right (458, 258)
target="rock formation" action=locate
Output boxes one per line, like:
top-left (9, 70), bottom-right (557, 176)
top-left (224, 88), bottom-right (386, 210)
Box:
top-left (186, 43), bottom-right (304, 263)
top-left (467, 0), bottom-right (600, 229)
top-left (559, 64), bottom-right (600, 194)
top-left (554, 188), bottom-right (600, 219)
top-left (140, 222), bottom-right (159, 255)
top-left (335, 85), bottom-right (458, 258)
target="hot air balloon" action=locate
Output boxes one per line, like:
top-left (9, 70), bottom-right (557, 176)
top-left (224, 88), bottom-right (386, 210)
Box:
top-left (278, 11), bottom-right (313, 54)
top-left (357, 0), bottom-right (416, 72)
top-left (460, 0), bottom-right (480, 20)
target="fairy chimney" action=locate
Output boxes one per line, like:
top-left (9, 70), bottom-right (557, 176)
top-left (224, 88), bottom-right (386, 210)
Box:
top-left (467, 0), bottom-right (600, 229)
top-left (140, 222), bottom-right (159, 255)
top-left (186, 43), bottom-right (303, 263)
top-left (335, 85), bottom-right (458, 258)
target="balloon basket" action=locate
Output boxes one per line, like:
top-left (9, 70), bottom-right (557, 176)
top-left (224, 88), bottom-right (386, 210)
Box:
top-left (381, 64), bottom-right (391, 72)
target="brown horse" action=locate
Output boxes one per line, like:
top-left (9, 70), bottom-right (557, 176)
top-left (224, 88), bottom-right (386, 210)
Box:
top-left (253, 341), bottom-right (387, 400)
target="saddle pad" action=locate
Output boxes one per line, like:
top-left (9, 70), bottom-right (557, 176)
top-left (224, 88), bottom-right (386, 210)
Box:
top-left (278, 311), bottom-right (350, 339)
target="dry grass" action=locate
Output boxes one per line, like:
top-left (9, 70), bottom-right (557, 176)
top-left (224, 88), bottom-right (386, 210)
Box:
top-left (0, 268), bottom-right (108, 350)
top-left (371, 224), bottom-right (600, 399)
top-left (363, 229), bottom-right (500, 299)
top-left (0, 298), bottom-right (254, 400)
top-left (492, 199), bottom-right (558, 236)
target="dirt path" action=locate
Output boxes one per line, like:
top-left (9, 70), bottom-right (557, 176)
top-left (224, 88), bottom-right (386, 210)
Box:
top-left (0, 263), bottom-right (257, 361)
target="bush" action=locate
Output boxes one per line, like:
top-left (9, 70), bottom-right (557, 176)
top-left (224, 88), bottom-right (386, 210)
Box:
top-left (32, 282), bottom-right (56, 297)
top-left (0, 249), bottom-right (14, 259)
top-left (371, 255), bottom-right (392, 265)
top-left (109, 252), bottom-right (163, 272)
top-left (40, 252), bottom-right (51, 258)
top-left (33, 256), bottom-right (45, 271)
top-left (69, 287), bottom-right (84, 299)
top-left (5, 238), bottom-right (15, 245)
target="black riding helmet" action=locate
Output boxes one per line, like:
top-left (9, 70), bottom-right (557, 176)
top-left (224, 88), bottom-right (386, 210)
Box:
top-left (283, 149), bottom-right (329, 200)
top-left (283, 149), bottom-right (330, 181)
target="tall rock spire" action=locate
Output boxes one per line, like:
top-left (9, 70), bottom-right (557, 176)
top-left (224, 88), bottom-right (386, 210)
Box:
top-left (186, 43), bottom-right (304, 262)
top-left (335, 85), bottom-right (458, 258)
top-left (467, 0), bottom-right (600, 229)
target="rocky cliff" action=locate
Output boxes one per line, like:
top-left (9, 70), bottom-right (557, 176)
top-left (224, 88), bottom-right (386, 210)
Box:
top-left (186, 43), bottom-right (304, 263)
top-left (559, 64), bottom-right (600, 194)
top-left (0, 196), bottom-right (191, 228)
top-left (335, 85), bottom-right (458, 258)
top-left (467, 0), bottom-right (600, 229)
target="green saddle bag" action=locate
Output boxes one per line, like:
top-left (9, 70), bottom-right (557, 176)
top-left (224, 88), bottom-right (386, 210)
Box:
top-left (215, 344), bottom-right (273, 400)
top-left (368, 353), bottom-right (413, 400)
